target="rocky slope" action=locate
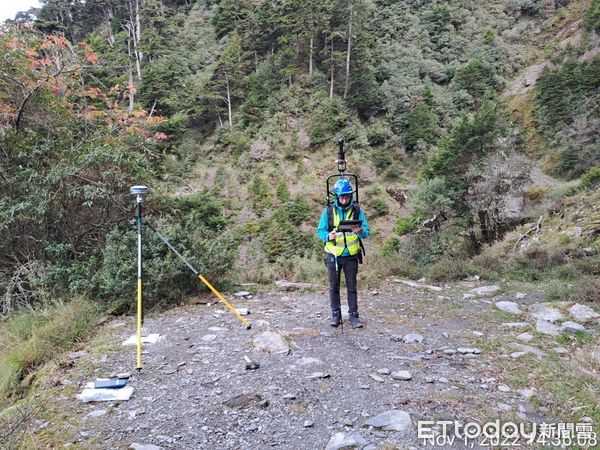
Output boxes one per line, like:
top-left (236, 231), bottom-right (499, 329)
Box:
top-left (28, 279), bottom-right (599, 449)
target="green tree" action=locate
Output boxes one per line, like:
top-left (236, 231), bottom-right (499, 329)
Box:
top-left (422, 100), bottom-right (500, 199)
top-left (585, 0), bottom-right (600, 32)
top-left (452, 59), bottom-right (498, 109)
top-left (402, 102), bottom-right (438, 153)
top-left (138, 55), bottom-right (193, 115)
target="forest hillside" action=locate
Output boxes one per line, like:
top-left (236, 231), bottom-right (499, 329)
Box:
top-left (0, 0), bottom-right (599, 446)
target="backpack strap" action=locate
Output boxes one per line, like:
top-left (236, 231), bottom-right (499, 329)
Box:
top-left (351, 202), bottom-right (366, 257)
top-left (352, 202), bottom-right (361, 220)
top-left (327, 203), bottom-right (334, 232)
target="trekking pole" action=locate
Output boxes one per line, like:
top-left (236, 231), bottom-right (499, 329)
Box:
top-left (145, 222), bottom-right (251, 329)
top-left (130, 185), bottom-right (149, 371)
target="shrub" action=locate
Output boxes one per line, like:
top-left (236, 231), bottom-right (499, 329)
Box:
top-left (545, 276), bottom-right (600, 303)
top-left (286, 197), bottom-right (311, 225)
top-left (385, 166), bottom-right (402, 181)
top-left (558, 234), bottom-right (571, 245)
top-left (426, 258), bottom-right (472, 282)
top-left (261, 213), bottom-right (304, 262)
top-left (276, 181), bottom-right (291, 204)
top-left (369, 198), bottom-right (389, 218)
top-left (581, 166), bottom-right (600, 189)
top-left (309, 123), bottom-right (327, 147)
top-left (249, 175), bottom-right (273, 216)
top-left (371, 148), bottom-right (394, 172)
top-left (95, 191), bottom-right (238, 309)
top-left (573, 255), bottom-right (600, 276)
top-left (402, 102), bottom-right (438, 153)
top-left (0, 298), bottom-right (100, 401)
top-left (506, 0), bottom-right (541, 16)
top-left (524, 185), bottom-right (549, 202)
top-left (367, 126), bottom-right (390, 147)
top-left (584, 0), bottom-right (600, 32)
top-left (380, 235), bottom-right (428, 279)
top-left (395, 214), bottom-right (419, 236)
top-left (214, 128), bottom-right (251, 155)
top-left (452, 60), bottom-right (498, 107)
top-left (381, 237), bottom-right (401, 258)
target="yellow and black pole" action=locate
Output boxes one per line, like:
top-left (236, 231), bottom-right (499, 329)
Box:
top-left (145, 221), bottom-right (251, 330)
top-left (130, 185), bottom-right (149, 370)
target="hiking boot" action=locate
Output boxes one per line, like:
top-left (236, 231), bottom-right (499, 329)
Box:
top-left (330, 309), bottom-right (341, 327)
top-left (348, 312), bottom-right (363, 328)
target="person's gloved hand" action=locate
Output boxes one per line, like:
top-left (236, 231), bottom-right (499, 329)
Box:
top-left (328, 231), bottom-right (336, 241)
top-left (352, 226), bottom-right (362, 234)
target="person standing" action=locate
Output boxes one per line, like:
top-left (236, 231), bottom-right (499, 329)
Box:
top-left (317, 178), bottom-right (370, 328)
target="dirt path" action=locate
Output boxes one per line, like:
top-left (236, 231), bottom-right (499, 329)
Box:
top-left (39, 279), bottom-right (599, 449)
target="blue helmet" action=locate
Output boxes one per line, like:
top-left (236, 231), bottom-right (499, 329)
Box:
top-left (333, 178), bottom-right (354, 196)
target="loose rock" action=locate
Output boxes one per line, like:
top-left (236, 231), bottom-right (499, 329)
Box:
top-left (307, 372), bottom-right (330, 380)
top-left (516, 333), bottom-right (533, 342)
top-left (370, 374), bottom-right (385, 383)
top-left (403, 333), bottom-right (424, 344)
top-left (130, 444), bottom-right (162, 450)
top-left (495, 301), bottom-right (522, 315)
top-left (253, 331), bottom-right (290, 354)
top-left (530, 304), bottom-right (563, 323)
top-left (325, 432), bottom-right (367, 450)
top-left (568, 304), bottom-right (599, 322)
top-left (560, 321), bottom-right (586, 333)
top-left (362, 410), bottom-right (412, 432)
top-left (535, 319), bottom-right (560, 336)
top-left (391, 370), bottom-right (412, 381)
top-left (471, 285), bottom-right (500, 296)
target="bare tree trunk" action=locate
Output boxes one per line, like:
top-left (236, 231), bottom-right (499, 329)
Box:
top-left (127, 0), bottom-right (143, 81)
top-left (309, 37), bottom-right (313, 76)
top-left (217, 110), bottom-right (224, 128)
top-left (329, 39), bottom-right (334, 99)
top-left (254, 51), bottom-right (259, 74)
top-left (124, 23), bottom-right (134, 112)
top-left (225, 72), bottom-right (233, 127)
top-left (343, 3), bottom-right (353, 100)
top-left (128, 57), bottom-right (134, 111)
top-left (105, 7), bottom-right (115, 47)
top-left (134, 0), bottom-right (143, 81)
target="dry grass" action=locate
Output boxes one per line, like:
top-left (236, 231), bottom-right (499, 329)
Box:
top-left (0, 298), bottom-right (101, 407)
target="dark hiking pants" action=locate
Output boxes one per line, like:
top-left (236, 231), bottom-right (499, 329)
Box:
top-left (324, 254), bottom-right (359, 313)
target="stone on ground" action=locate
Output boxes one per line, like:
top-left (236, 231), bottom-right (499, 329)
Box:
top-left (568, 304), bottom-right (599, 322)
top-left (471, 285), bottom-right (500, 296)
top-left (508, 342), bottom-right (545, 357)
top-left (391, 370), bottom-right (412, 381)
top-left (535, 319), bottom-right (561, 336)
top-left (530, 304), bottom-right (563, 323)
top-left (403, 333), bottom-right (424, 344)
top-left (325, 432), bottom-right (367, 450)
top-left (495, 301), bottom-right (522, 315)
top-left (253, 331), bottom-right (290, 354)
top-left (561, 321), bottom-right (586, 333)
top-left (362, 410), bottom-right (412, 432)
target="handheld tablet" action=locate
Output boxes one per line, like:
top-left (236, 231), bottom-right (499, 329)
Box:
top-left (337, 220), bottom-right (362, 232)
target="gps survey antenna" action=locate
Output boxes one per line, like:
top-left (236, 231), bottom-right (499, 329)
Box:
top-left (130, 185), bottom-right (149, 370)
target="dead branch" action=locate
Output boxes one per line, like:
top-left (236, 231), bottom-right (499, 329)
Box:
top-left (513, 214), bottom-right (544, 251)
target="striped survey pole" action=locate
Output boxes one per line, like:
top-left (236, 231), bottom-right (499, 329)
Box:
top-left (130, 185), bottom-right (149, 370)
